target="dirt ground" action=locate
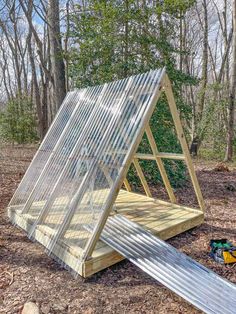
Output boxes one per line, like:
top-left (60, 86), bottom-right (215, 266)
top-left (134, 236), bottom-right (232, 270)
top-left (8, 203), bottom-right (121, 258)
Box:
top-left (0, 145), bottom-right (236, 314)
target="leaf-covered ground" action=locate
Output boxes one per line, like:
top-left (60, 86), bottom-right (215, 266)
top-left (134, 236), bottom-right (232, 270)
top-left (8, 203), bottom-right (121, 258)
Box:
top-left (0, 145), bottom-right (236, 314)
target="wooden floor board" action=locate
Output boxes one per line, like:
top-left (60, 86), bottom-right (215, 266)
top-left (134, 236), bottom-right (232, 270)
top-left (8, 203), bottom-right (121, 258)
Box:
top-left (8, 189), bottom-right (204, 277)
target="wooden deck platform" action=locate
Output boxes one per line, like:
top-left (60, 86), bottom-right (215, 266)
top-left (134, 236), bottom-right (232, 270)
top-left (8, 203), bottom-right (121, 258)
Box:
top-left (8, 190), bottom-right (204, 277)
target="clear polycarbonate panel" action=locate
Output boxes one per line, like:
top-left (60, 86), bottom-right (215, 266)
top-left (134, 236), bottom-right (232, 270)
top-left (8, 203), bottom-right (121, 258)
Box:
top-left (98, 215), bottom-right (236, 314)
top-left (8, 68), bottom-right (165, 272)
top-left (9, 90), bottom-right (85, 208)
top-left (20, 85), bottom-right (103, 217)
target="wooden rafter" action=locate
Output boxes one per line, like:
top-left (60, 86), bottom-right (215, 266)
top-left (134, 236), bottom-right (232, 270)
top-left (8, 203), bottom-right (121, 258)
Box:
top-left (145, 124), bottom-right (176, 203)
top-left (132, 158), bottom-right (152, 197)
top-left (163, 75), bottom-right (205, 211)
top-left (123, 178), bottom-right (131, 192)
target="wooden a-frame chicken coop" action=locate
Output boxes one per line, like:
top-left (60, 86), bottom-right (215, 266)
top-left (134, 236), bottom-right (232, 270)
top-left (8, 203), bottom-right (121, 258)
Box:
top-left (8, 68), bottom-right (205, 277)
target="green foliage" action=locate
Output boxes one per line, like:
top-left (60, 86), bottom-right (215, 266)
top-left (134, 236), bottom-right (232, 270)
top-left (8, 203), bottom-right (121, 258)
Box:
top-left (198, 147), bottom-right (225, 161)
top-left (68, 0), bottom-right (195, 188)
top-left (160, 0), bottom-right (196, 15)
top-left (197, 83), bottom-right (229, 157)
top-left (68, 0), bottom-right (195, 87)
top-left (0, 96), bottom-right (38, 144)
top-left (127, 95), bottom-right (187, 189)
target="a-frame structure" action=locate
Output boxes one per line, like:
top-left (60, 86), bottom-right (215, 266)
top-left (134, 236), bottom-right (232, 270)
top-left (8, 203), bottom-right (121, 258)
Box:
top-left (8, 68), bottom-right (205, 277)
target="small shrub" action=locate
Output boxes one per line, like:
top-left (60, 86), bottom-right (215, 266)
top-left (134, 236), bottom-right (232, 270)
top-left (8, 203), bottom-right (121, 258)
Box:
top-left (0, 96), bottom-right (38, 144)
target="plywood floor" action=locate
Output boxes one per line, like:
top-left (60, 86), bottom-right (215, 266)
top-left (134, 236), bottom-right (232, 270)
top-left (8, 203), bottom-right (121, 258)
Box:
top-left (8, 189), bottom-right (204, 277)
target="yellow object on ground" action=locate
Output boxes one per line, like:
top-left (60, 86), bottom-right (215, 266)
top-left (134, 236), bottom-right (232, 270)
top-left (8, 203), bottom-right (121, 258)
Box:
top-left (223, 250), bottom-right (236, 264)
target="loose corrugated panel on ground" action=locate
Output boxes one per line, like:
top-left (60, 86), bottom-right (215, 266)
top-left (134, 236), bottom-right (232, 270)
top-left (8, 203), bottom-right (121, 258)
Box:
top-left (97, 215), bottom-right (236, 314)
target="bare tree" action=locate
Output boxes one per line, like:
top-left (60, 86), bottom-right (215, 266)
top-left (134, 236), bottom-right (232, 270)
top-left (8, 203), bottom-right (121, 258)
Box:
top-left (48, 0), bottom-right (66, 113)
top-left (26, 1), bottom-right (45, 139)
top-left (225, 0), bottom-right (236, 161)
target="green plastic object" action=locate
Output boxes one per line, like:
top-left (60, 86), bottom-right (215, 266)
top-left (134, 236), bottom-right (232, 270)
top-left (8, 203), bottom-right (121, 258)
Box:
top-left (210, 239), bottom-right (234, 264)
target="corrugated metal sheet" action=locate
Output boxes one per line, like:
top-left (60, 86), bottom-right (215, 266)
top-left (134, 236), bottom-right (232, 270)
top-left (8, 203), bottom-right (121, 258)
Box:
top-left (99, 215), bottom-right (236, 314)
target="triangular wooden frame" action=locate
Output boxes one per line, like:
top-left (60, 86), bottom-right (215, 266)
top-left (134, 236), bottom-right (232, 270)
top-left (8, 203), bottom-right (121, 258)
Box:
top-left (8, 70), bottom-right (205, 277)
top-left (81, 73), bottom-right (205, 262)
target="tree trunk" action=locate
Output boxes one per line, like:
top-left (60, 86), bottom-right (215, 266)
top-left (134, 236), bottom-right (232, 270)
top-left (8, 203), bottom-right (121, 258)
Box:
top-left (40, 65), bottom-right (49, 138)
top-left (27, 33), bottom-right (45, 139)
top-left (198, 0), bottom-right (208, 120)
top-left (225, 0), bottom-right (236, 161)
top-left (48, 0), bottom-right (66, 114)
top-left (190, 0), bottom-right (208, 155)
top-left (64, 0), bottom-right (70, 92)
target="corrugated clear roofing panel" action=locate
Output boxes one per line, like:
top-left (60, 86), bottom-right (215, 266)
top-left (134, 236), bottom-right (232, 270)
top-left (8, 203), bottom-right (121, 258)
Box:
top-left (43, 69), bottom-right (164, 262)
top-left (21, 85), bottom-right (103, 220)
top-left (8, 68), bottom-right (165, 271)
top-left (27, 77), bottom-right (130, 248)
top-left (98, 215), bottom-right (236, 314)
top-left (9, 90), bottom-right (84, 209)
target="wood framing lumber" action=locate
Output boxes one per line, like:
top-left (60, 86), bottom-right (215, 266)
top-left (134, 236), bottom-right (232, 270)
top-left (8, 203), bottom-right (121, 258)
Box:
top-left (163, 75), bottom-right (205, 211)
top-left (123, 178), bottom-right (132, 192)
top-left (132, 158), bottom-right (152, 197)
top-left (8, 189), bottom-right (204, 277)
top-left (145, 124), bottom-right (176, 203)
top-left (135, 152), bottom-right (185, 160)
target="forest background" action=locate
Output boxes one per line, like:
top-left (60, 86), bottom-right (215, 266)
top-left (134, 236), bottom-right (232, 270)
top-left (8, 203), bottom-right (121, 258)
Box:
top-left (0, 0), bottom-right (235, 187)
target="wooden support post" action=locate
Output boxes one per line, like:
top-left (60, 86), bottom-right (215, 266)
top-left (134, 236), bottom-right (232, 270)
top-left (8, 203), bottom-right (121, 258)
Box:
top-left (98, 163), bottom-right (113, 186)
top-left (99, 164), bottom-right (132, 196)
top-left (133, 158), bottom-right (152, 197)
top-left (145, 124), bottom-right (176, 203)
top-left (123, 178), bottom-right (131, 192)
top-left (163, 75), bottom-right (205, 211)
